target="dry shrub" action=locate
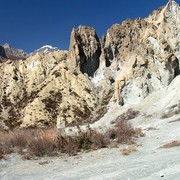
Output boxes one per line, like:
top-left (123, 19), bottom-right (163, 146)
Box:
top-left (0, 142), bottom-right (11, 159)
top-left (27, 139), bottom-right (56, 157)
top-left (106, 119), bottom-right (136, 144)
top-left (57, 135), bottom-right (78, 156)
top-left (90, 131), bottom-right (109, 149)
top-left (0, 119), bottom-right (140, 158)
top-left (121, 145), bottom-right (137, 155)
top-left (160, 140), bottom-right (180, 148)
top-left (3, 130), bottom-right (29, 153)
top-left (0, 128), bottom-right (58, 157)
top-left (116, 119), bottom-right (135, 143)
top-left (114, 109), bottom-right (139, 123)
top-left (57, 129), bottom-right (109, 156)
top-left (76, 130), bottom-right (92, 150)
top-left (27, 129), bottom-right (57, 157)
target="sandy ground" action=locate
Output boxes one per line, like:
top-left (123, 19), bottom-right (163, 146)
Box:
top-left (1, 113), bottom-right (180, 180)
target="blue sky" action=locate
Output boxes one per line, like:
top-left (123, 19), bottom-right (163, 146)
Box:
top-left (0, 0), bottom-right (179, 52)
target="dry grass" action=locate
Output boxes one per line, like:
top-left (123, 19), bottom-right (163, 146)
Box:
top-left (160, 140), bottom-right (180, 149)
top-left (110, 109), bottom-right (139, 125)
top-left (0, 119), bottom-right (141, 159)
top-left (121, 145), bottom-right (137, 155)
top-left (0, 128), bottom-right (58, 158)
top-left (105, 121), bottom-right (134, 144)
top-left (57, 128), bottom-right (110, 156)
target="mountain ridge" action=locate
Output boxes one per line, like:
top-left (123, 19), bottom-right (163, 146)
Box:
top-left (0, 0), bottom-right (179, 129)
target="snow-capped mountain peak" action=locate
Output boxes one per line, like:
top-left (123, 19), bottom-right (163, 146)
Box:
top-left (33, 45), bottom-right (59, 54)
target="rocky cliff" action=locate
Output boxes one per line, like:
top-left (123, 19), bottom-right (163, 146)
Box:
top-left (0, 43), bottom-right (28, 62)
top-left (0, 0), bottom-right (179, 129)
top-left (95, 0), bottom-right (180, 105)
top-left (0, 46), bottom-right (7, 62)
top-left (68, 26), bottom-right (101, 77)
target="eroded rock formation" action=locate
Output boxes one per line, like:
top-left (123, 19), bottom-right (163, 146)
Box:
top-left (0, 0), bottom-right (179, 129)
top-left (68, 26), bottom-right (101, 77)
top-left (94, 0), bottom-right (180, 105)
top-left (0, 50), bottom-right (97, 129)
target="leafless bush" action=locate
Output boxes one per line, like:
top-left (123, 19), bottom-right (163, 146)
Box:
top-left (57, 128), bottom-right (109, 156)
top-left (0, 128), bottom-right (58, 157)
top-left (0, 119), bottom-right (140, 158)
top-left (57, 135), bottom-right (79, 156)
top-left (27, 135), bottom-right (57, 157)
top-left (90, 131), bottom-right (109, 149)
top-left (118, 109), bottom-right (139, 121)
top-left (116, 119), bottom-right (135, 143)
top-left (107, 119), bottom-right (136, 144)
top-left (3, 130), bottom-right (29, 153)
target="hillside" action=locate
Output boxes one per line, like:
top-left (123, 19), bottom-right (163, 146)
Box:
top-left (0, 0), bottom-right (180, 179)
top-left (0, 0), bottom-right (179, 130)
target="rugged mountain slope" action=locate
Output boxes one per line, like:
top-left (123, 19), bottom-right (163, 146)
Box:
top-left (0, 0), bottom-right (179, 129)
top-left (32, 45), bottom-right (59, 54)
top-left (0, 50), bottom-right (98, 129)
top-left (95, 0), bottom-right (180, 105)
top-left (2, 43), bottom-right (28, 60)
top-left (1, 77), bottom-right (180, 179)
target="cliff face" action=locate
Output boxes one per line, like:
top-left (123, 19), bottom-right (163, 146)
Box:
top-left (0, 0), bottom-right (179, 129)
top-left (0, 46), bottom-right (7, 62)
top-left (68, 26), bottom-right (101, 77)
top-left (94, 0), bottom-right (180, 105)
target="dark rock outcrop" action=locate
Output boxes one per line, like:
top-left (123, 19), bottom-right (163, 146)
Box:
top-left (0, 45), bottom-right (7, 62)
top-left (69, 26), bottom-right (101, 77)
top-left (3, 43), bottom-right (28, 60)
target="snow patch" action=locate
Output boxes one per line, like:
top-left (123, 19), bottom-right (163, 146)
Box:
top-left (33, 45), bottom-right (58, 54)
top-left (91, 67), bottom-right (105, 84)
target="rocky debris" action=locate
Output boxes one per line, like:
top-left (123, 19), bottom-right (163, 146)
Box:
top-left (68, 26), bottom-right (101, 77)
